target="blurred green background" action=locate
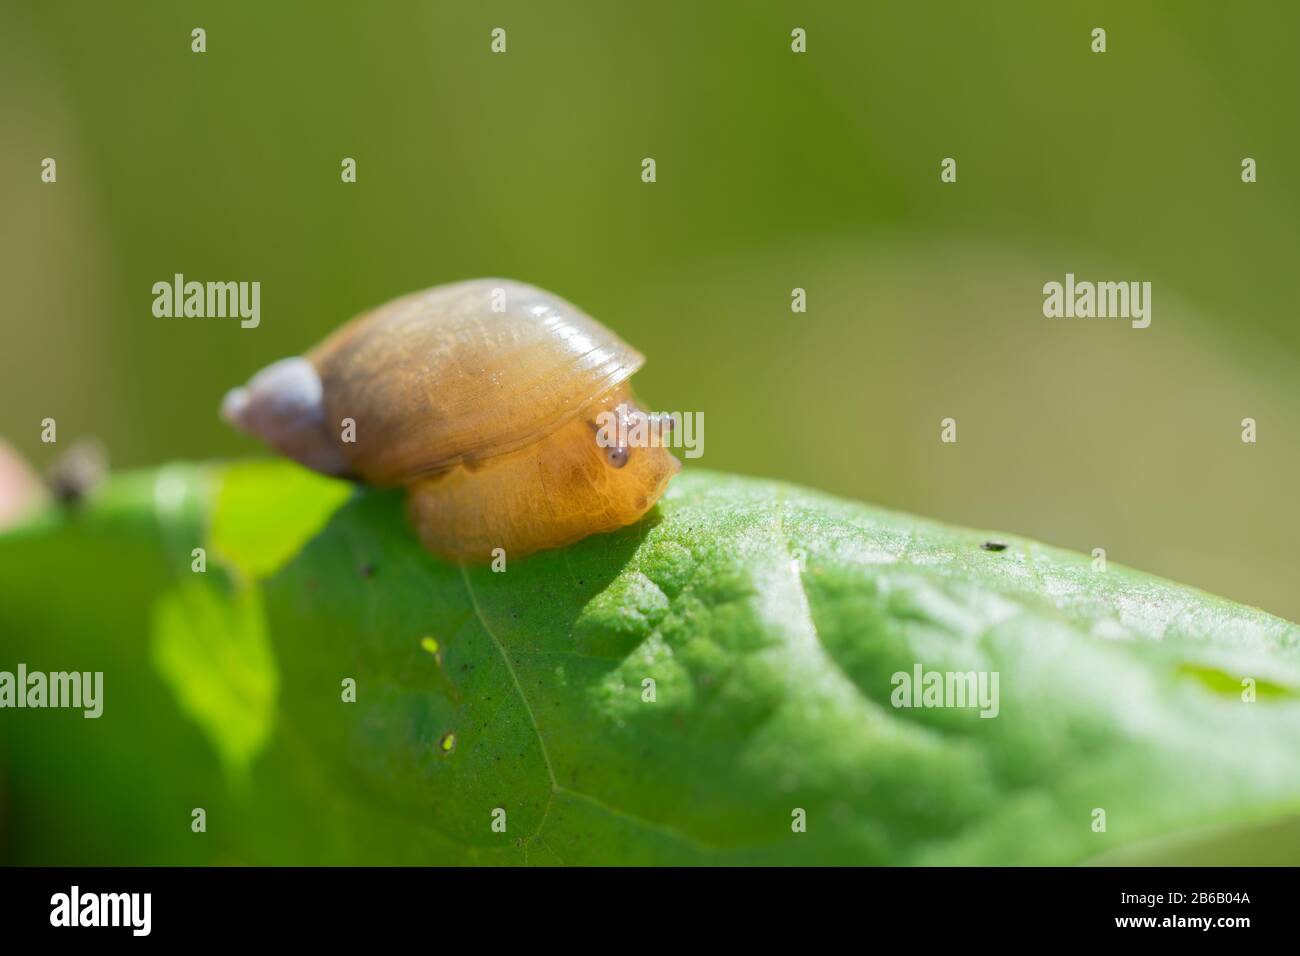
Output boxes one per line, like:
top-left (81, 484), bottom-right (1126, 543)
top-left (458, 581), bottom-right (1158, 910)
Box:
top-left (2, 0), bottom-right (1297, 624)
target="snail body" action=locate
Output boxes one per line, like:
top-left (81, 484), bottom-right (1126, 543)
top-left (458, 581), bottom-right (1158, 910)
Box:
top-left (221, 279), bottom-right (679, 561)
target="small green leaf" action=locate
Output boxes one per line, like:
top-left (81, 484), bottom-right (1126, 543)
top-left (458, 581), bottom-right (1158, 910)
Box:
top-left (209, 460), bottom-right (352, 578)
top-left (149, 578), bottom-right (278, 780)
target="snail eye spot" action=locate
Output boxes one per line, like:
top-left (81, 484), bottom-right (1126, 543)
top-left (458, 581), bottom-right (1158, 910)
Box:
top-left (605, 447), bottom-right (629, 469)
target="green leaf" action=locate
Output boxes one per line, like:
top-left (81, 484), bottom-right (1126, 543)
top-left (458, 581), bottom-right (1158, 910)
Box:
top-left (149, 578), bottom-right (277, 782)
top-left (2, 463), bottom-right (1299, 865)
top-left (210, 460), bottom-right (353, 578)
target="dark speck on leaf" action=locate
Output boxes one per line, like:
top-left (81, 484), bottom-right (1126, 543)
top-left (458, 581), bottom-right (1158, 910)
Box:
top-left (359, 562), bottom-right (376, 577)
top-left (981, 541), bottom-right (1008, 552)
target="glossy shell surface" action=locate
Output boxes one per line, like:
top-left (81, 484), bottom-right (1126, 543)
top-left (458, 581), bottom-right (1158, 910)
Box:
top-left (308, 279), bottom-right (644, 484)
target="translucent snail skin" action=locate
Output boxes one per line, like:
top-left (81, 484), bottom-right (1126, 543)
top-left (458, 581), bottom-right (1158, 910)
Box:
top-left (220, 279), bottom-right (680, 561)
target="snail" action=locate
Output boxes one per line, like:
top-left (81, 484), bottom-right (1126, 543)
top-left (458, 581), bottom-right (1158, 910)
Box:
top-left (220, 279), bottom-right (680, 561)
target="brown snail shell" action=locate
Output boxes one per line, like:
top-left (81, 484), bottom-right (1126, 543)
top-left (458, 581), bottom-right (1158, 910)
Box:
top-left (309, 279), bottom-right (645, 483)
top-left (221, 279), bottom-right (680, 561)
